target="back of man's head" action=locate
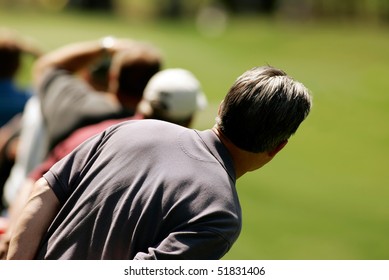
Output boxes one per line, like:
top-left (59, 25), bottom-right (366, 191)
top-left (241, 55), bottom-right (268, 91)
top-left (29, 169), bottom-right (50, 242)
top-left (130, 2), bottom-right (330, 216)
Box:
top-left (0, 38), bottom-right (21, 79)
top-left (216, 65), bottom-right (312, 153)
top-left (109, 43), bottom-right (162, 109)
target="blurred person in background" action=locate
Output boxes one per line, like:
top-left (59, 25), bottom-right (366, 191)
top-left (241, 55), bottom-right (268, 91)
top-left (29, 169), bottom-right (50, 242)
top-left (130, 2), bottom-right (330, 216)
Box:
top-left (0, 68), bottom-right (207, 259)
top-left (0, 28), bottom-right (42, 127)
top-left (1, 55), bottom-right (112, 214)
top-left (7, 65), bottom-right (312, 260)
top-left (0, 29), bottom-right (43, 213)
top-left (33, 37), bottom-right (162, 158)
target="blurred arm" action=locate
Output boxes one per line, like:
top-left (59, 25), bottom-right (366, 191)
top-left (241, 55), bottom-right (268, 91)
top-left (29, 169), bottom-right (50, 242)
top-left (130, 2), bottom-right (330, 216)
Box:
top-left (14, 36), bottom-right (44, 58)
top-left (32, 37), bottom-right (137, 87)
top-left (6, 178), bottom-right (60, 259)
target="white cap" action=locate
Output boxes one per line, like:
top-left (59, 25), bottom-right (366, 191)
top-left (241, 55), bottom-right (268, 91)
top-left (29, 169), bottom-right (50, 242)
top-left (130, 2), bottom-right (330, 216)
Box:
top-left (138, 68), bottom-right (207, 121)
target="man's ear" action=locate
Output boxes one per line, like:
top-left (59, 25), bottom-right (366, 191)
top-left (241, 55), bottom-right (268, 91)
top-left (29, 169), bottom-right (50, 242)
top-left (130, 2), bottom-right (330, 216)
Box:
top-left (268, 140), bottom-right (288, 157)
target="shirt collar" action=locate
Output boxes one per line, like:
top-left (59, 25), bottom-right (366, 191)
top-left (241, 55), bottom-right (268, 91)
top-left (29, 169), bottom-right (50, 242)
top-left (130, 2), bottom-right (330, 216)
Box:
top-left (195, 129), bottom-right (236, 182)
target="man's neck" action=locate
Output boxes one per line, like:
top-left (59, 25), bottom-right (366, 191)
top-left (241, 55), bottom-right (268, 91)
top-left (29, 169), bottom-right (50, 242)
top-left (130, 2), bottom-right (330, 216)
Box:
top-left (211, 126), bottom-right (247, 179)
top-left (211, 125), bottom-right (273, 179)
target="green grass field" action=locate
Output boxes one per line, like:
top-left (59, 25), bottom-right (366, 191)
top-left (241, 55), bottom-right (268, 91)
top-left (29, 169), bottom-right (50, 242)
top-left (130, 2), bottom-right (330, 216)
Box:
top-left (1, 9), bottom-right (388, 259)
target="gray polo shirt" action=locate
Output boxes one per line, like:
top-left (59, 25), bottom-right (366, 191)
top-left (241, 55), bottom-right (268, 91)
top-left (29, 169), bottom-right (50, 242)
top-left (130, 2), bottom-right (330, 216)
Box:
top-left (39, 119), bottom-right (241, 259)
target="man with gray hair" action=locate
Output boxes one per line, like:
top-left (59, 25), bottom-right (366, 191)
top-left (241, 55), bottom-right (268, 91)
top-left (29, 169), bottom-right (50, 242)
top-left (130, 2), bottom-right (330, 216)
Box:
top-left (7, 65), bottom-right (312, 260)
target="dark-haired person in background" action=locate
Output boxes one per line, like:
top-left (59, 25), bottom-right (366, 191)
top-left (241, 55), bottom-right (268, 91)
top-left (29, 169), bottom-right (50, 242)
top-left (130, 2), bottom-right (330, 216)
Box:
top-left (0, 28), bottom-right (42, 127)
top-left (0, 29), bottom-right (43, 213)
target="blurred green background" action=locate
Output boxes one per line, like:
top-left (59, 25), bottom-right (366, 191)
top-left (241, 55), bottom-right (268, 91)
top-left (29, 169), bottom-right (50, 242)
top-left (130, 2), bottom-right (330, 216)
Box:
top-left (1, 0), bottom-right (388, 259)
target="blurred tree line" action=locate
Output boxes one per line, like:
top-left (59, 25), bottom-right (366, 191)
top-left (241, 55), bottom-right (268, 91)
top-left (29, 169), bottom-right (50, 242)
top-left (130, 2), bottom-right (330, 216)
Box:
top-left (1, 0), bottom-right (388, 23)
top-left (74, 0), bottom-right (389, 23)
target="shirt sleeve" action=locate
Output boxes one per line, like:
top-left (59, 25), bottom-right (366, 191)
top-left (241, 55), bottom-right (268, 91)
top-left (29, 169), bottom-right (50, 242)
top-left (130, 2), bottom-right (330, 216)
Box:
top-left (42, 131), bottom-right (104, 204)
top-left (38, 68), bottom-right (96, 119)
top-left (37, 68), bottom-right (121, 150)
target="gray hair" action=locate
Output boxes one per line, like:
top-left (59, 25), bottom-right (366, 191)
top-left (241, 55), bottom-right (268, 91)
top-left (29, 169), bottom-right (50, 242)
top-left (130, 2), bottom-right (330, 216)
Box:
top-left (216, 66), bottom-right (312, 153)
